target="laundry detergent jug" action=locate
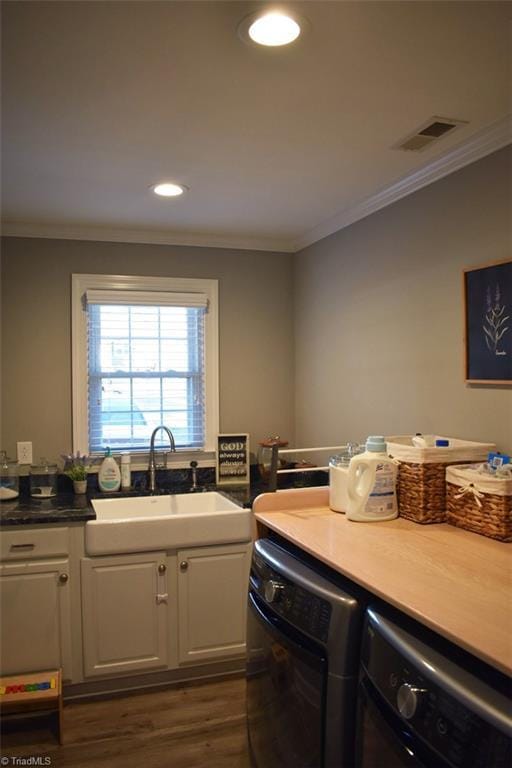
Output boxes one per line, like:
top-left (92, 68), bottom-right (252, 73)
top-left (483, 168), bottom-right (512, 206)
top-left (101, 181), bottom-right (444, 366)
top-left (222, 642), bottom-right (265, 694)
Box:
top-left (347, 436), bottom-right (398, 522)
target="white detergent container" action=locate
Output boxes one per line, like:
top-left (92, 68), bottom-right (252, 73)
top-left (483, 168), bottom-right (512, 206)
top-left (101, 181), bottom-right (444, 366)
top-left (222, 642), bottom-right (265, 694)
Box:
top-left (347, 436), bottom-right (398, 522)
top-left (329, 458), bottom-right (350, 513)
top-left (329, 443), bottom-right (364, 513)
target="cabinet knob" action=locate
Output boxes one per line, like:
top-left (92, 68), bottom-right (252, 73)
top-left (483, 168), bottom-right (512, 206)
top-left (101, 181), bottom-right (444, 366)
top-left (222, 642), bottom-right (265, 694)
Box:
top-left (180, 560), bottom-right (188, 571)
top-left (158, 563), bottom-right (166, 574)
top-left (59, 573), bottom-right (69, 583)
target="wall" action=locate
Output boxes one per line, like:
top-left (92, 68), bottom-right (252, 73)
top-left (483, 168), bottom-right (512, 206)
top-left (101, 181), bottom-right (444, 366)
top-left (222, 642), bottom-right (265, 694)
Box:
top-left (2, 147), bottom-right (511, 463)
top-left (0, 238), bottom-right (294, 461)
top-left (294, 146), bottom-right (512, 453)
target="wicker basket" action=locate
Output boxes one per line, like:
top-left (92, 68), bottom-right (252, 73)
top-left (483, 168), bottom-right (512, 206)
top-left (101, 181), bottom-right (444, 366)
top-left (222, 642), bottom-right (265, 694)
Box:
top-left (446, 464), bottom-right (512, 542)
top-left (386, 436), bottom-right (495, 524)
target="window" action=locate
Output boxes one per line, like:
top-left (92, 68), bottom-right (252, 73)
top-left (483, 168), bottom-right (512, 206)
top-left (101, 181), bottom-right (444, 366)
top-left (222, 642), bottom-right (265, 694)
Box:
top-left (72, 274), bottom-right (219, 456)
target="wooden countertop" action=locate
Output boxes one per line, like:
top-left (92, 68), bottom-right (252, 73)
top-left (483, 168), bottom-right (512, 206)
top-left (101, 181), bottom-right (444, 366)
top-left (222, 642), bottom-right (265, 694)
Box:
top-left (253, 487), bottom-right (512, 677)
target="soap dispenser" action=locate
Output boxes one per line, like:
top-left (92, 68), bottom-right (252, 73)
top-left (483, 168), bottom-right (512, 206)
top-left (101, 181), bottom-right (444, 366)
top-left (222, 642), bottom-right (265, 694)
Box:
top-left (98, 448), bottom-right (121, 493)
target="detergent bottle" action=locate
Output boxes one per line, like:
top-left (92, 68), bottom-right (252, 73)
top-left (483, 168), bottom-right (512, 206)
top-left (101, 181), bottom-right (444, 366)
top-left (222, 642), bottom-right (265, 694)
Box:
top-left (347, 436), bottom-right (398, 522)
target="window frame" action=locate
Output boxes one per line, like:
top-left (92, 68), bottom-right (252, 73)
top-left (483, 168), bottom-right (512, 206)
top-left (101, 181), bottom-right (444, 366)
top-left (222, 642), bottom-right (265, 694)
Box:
top-left (71, 273), bottom-right (219, 461)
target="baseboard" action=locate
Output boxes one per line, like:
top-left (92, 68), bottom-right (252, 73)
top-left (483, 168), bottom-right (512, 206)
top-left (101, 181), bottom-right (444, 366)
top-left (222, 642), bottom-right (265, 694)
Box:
top-left (63, 658), bottom-right (246, 702)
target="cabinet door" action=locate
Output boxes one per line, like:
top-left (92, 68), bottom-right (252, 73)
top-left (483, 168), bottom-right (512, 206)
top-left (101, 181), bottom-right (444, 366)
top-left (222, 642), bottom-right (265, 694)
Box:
top-left (81, 552), bottom-right (168, 677)
top-left (0, 559), bottom-right (72, 678)
top-left (177, 543), bottom-right (251, 664)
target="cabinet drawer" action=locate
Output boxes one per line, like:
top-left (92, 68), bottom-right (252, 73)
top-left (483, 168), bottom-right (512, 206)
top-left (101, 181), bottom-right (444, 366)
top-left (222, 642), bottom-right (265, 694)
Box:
top-left (0, 528), bottom-right (69, 561)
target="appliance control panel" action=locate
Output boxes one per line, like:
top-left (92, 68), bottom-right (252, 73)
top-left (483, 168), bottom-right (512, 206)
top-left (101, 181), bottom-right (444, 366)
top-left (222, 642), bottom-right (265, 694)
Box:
top-left (361, 614), bottom-right (511, 768)
top-left (250, 551), bottom-right (331, 643)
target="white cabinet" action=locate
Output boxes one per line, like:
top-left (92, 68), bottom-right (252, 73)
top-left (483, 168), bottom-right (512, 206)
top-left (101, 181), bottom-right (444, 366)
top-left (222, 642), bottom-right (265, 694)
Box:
top-left (0, 522), bottom-right (251, 685)
top-left (0, 559), bottom-right (72, 678)
top-left (177, 543), bottom-right (251, 664)
top-left (81, 552), bottom-right (169, 677)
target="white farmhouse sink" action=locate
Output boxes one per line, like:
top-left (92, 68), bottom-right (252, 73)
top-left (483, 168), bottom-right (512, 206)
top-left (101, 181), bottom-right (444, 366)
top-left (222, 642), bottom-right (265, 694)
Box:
top-left (85, 491), bottom-right (251, 555)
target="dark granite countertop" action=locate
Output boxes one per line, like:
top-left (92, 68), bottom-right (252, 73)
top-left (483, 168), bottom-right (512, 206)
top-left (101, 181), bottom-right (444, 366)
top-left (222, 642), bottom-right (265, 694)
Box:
top-left (0, 493), bottom-right (95, 525)
top-left (0, 471), bottom-right (328, 527)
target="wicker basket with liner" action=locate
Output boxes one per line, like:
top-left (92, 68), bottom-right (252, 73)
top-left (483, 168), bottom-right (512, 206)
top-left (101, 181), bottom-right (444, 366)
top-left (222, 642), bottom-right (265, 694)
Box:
top-left (446, 464), bottom-right (511, 542)
top-left (386, 436), bottom-right (495, 524)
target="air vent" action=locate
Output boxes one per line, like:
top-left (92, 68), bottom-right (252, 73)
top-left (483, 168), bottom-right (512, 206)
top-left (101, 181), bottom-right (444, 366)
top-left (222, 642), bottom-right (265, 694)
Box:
top-left (418, 121), bottom-right (457, 138)
top-left (395, 117), bottom-right (468, 152)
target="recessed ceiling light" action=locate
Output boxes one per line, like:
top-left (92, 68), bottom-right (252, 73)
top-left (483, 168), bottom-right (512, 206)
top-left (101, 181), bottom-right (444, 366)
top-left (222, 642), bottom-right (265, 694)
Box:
top-left (238, 10), bottom-right (307, 48)
top-left (152, 182), bottom-right (187, 197)
top-left (249, 12), bottom-right (300, 46)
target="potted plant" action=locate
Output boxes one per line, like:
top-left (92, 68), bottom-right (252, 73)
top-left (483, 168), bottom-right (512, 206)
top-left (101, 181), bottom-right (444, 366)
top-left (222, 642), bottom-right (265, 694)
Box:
top-left (61, 452), bottom-right (91, 494)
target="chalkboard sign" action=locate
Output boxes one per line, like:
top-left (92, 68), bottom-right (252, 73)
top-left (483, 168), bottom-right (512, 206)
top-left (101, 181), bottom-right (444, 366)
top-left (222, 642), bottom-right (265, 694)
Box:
top-left (216, 434), bottom-right (250, 485)
top-left (464, 259), bottom-right (512, 384)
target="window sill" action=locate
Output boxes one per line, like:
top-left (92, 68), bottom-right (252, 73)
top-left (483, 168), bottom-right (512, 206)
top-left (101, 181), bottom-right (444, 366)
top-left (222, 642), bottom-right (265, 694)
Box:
top-left (88, 450), bottom-right (216, 472)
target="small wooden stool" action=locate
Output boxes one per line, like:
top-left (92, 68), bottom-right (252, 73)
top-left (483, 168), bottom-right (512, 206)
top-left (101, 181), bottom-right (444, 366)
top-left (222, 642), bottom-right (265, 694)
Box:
top-left (0, 669), bottom-right (63, 744)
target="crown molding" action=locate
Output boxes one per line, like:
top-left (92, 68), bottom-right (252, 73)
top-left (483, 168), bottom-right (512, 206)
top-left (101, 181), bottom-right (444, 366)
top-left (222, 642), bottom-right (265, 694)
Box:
top-left (0, 221), bottom-right (295, 253)
top-left (293, 115), bottom-right (512, 252)
top-left (2, 116), bottom-right (510, 255)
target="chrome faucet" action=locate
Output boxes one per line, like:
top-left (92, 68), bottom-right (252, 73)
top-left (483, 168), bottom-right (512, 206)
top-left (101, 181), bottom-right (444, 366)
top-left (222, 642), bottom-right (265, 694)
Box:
top-left (148, 426), bottom-right (176, 492)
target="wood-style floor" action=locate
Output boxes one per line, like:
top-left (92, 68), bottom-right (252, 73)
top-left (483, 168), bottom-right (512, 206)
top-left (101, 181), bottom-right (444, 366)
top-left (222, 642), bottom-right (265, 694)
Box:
top-left (1, 675), bottom-right (251, 768)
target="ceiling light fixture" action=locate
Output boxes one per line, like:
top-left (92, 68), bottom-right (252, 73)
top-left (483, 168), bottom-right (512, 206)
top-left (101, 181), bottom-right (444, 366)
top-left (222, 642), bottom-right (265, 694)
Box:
top-left (238, 9), bottom-right (306, 48)
top-left (152, 182), bottom-right (187, 197)
top-left (249, 12), bottom-right (300, 46)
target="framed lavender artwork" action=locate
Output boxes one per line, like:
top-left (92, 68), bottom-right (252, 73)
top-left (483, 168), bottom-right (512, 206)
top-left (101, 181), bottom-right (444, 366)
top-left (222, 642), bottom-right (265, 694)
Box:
top-left (463, 259), bottom-right (512, 384)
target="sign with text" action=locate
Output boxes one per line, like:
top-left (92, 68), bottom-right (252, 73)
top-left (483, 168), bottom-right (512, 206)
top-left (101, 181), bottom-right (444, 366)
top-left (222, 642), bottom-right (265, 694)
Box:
top-left (216, 433), bottom-right (250, 485)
